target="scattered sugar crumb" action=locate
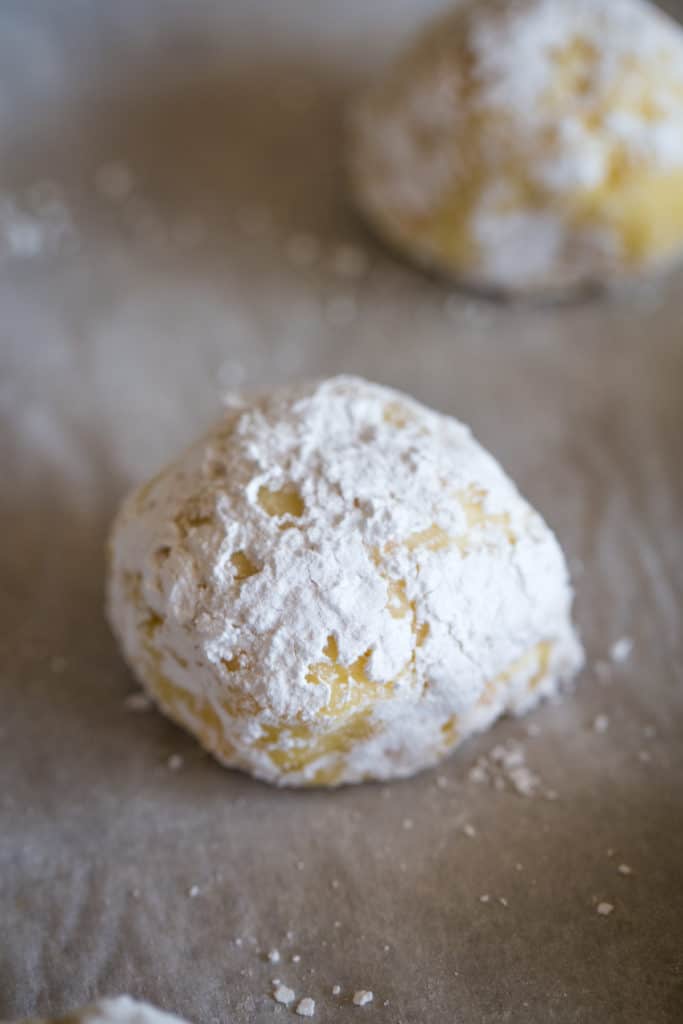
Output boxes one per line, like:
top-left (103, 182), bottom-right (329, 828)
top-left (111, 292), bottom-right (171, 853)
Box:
top-left (286, 931), bottom-right (295, 941)
top-left (638, 750), bottom-right (652, 763)
top-left (332, 985), bottom-right (341, 996)
top-left (167, 754), bottom-right (184, 771)
top-left (295, 998), bottom-right (315, 1017)
top-left (515, 863), bottom-right (524, 871)
top-left (479, 894), bottom-right (490, 903)
top-left (123, 691), bottom-right (153, 712)
top-left (610, 636), bottom-right (633, 664)
top-left (267, 949), bottom-right (281, 964)
top-left (383, 944), bottom-right (390, 953)
top-left (333, 921), bottom-right (341, 929)
top-left (331, 879), bottom-right (340, 890)
top-left (463, 824), bottom-right (476, 838)
top-left (95, 161), bottom-right (134, 201)
top-left (235, 937), bottom-right (243, 947)
top-left (469, 741), bottom-right (542, 796)
top-left (498, 897), bottom-right (508, 907)
top-left (188, 885), bottom-right (200, 898)
top-left (292, 954), bottom-right (301, 963)
top-left (353, 991), bottom-right (373, 1007)
top-left (402, 817), bottom-right (414, 830)
top-left (593, 714), bottom-right (609, 734)
top-left (297, 860), bottom-right (305, 871)
top-left (273, 984), bottom-right (295, 1005)
top-left (597, 902), bottom-right (614, 916)
top-left (617, 864), bottom-right (633, 876)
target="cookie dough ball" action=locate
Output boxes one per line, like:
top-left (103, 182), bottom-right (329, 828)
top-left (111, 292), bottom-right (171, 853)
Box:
top-left (349, 0), bottom-right (683, 295)
top-left (9, 998), bottom-right (190, 1024)
top-left (108, 376), bottom-right (583, 786)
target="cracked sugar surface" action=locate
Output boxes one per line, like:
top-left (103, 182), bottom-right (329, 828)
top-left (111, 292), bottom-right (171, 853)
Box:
top-left (107, 375), bottom-right (583, 786)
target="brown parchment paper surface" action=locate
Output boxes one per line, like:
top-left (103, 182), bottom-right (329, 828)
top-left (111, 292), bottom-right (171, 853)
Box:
top-left (1, 2), bottom-right (682, 1022)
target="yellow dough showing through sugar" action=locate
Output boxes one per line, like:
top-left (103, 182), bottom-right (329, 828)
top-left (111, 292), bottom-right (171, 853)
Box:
top-left (349, 0), bottom-right (683, 293)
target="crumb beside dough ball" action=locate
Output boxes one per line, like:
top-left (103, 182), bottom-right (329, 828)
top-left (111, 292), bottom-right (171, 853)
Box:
top-left (107, 376), bottom-right (583, 787)
top-left (8, 998), bottom-right (191, 1024)
top-left (349, 0), bottom-right (683, 295)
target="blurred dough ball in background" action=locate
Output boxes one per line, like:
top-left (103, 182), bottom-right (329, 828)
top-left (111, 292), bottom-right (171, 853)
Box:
top-left (349, 0), bottom-right (683, 296)
top-left (9, 998), bottom-right (190, 1024)
top-left (107, 376), bottom-right (583, 788)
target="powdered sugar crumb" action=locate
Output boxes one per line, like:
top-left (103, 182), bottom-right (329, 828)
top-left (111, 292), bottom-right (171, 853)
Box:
top-left (352, 991), bottom-right (373, 1007)
top-left (610, 636), bottom-right (634, 664)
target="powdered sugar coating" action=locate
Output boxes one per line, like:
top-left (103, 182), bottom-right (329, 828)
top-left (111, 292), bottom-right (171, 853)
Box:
top-left (14, 997), bottom-right (191, 1024)
top-left (107, 376), bottom-right (583, 786)
top-left (349, 0), bottom-right (683, 293)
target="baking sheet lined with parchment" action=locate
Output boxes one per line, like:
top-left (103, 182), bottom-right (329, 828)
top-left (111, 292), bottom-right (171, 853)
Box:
top-left (1, 2), bottom-right (682, 1022)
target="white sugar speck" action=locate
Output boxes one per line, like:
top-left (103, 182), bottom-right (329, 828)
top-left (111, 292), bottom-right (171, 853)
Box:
top-left (638, 750), bottom-right (652, 763)
top-left (498, 896), bottom-right (508, 907)
top-left (188, 885), bottom-right (200, 898)
top-left (402, 817), bottom-right (414, 830)
top-left (479, 893), bottom-right (490, 903)
top-left (610, 636), bottom-right (633, 664)
top-left (273, 984), bottom-right (295, 1005)
top-left (267, 949), bottom-right (281, 963)
top-left (167, 754), bottom-right (184, 771)
top-left (597, 902), bottom-right (614, 916)
top-left (292, 954), bottom-right (301, 963)
top-left (593, 714), bottom-right (609, 734)
top-left (331, 878), bottom-right (340, 890)
top-left (617, 864), bottom-right (633, 876)
top-left (295, 998), bottom-right (315, 1017)
top-left (463, 823), bottom-right (476, 838)
top-left (353, 991), bottom-right (373, 1006)
top-left (332, 985), bottom-right (341, 996)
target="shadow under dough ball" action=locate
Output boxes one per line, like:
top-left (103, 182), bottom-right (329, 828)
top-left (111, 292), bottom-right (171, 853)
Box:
top-left (107, 376), bottom-right (584, 787)
top-left (348, 0), bottom-right (683, 296)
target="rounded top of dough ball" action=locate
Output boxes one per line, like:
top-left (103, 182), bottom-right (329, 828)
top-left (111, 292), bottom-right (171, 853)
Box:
top-left (12, 998), bottom-right (191, 1024)
top-left (349, 0), bottom-right (683, 295)
top-left (108, 376), bottom-right (582, 786)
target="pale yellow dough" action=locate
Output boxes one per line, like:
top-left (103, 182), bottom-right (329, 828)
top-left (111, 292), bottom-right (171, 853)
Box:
top-left (349, 0), bottom-right (683, 294)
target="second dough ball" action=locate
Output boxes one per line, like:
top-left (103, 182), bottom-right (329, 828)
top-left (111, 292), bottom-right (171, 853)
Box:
top-left (349, 0), bottom-right (683, 295)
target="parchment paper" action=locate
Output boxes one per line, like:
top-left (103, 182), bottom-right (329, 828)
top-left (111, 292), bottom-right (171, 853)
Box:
top-left (1, 2), bottom-right (682, 1022)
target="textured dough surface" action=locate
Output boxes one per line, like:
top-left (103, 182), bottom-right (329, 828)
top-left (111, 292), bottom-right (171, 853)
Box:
top-left (107, 376), bottom-right (584, 786)
top-left (349, 0), bottom-right (683, 294)
top-left (6, 998), bottom-right (190, 1024)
